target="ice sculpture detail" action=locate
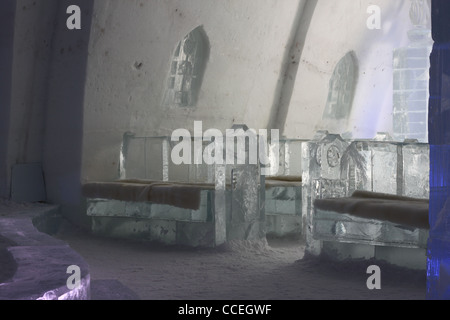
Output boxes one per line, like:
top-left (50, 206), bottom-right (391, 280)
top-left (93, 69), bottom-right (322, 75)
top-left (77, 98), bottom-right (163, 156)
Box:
top-left (321, 52), bottom-right (358, 135)
top-left (163, 26), bottom-right (209, 108)
top-left (89, 125), bottom-right (267, 247)
top-left (393, 0), bottom-right (433, 143)
top-left (303, 133), bottom-right (430, 256)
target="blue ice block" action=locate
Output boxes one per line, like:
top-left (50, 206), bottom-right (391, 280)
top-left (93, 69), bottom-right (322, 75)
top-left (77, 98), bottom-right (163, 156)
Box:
top-left (427, 41), bottom-right (450, 299)
top-left (427, 145), bottom-right (450, 300)
top-left (428, 43), bottom-right (450, 146)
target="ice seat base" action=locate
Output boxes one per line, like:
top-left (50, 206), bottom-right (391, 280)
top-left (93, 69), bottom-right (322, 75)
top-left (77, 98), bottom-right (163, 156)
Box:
top-left (313, 191), bottom-right (429, 249)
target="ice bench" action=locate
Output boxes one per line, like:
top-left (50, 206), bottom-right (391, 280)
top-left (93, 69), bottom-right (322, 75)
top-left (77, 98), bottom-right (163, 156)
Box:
top-left (83, 177), bottom-right (304, 245)
top-left (302, 132), bottom-right (430, 269)
top-left (82, 132), bottom-right (267, 247)
top-left (264, 138), bottom-right (304, 238)
top-left (314, 190), bottom-right (429, 248)
top-left (265, 176), bottom-right (302, 238)
top-left (83, 180), bottom-right (219, 247)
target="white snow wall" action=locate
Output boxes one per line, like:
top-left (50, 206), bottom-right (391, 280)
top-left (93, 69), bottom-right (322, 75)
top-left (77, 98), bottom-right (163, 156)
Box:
top-left (82, 0), bottom-right (414, 183)
top-left (81, 0), bottom-right (307, 182)
top-left (283, 0), bottom-right (414, 139)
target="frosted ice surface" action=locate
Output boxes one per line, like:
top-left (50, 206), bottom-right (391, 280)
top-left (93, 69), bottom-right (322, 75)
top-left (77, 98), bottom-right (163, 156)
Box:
top-left (314, 209), bottom-right (428, 248)
top-left (373, 132), bottom-right (394, 141)
top-left (392, 19), bottom-right (432, 143)
top-left (428, 41), bottom-right (450, 301)
top-left (214, 164), bottom-right (227, 245)
top-left (402, 143), bottom-right (430, 199)
top-left (228, 165), bottom-right (264, 241)
top-left (303, 133), bottom-right (431, 256)
top-left (428, 190), bottom-right (450, 299)
top-left (120, 135), bottom-right (171, 181)
top-left (86, 195), bottom-right (211, 222)
top-left (264, 138), bottom-right (304, 178)
top-left (370, 142), bottom-right (398, 195)
top-left (265, 186), bottom-right (301, 216)
top-left (231, 166), bottom-right (260, 222)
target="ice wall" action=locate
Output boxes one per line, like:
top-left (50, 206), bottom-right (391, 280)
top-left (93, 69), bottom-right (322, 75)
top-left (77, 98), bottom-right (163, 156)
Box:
top-left (426, 0), bottom-right (450, 297)
top-left (0, 0), bottom-right (15, 198)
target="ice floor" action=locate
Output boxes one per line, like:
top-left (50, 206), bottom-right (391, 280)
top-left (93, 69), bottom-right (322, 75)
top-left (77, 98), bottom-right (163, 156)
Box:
top-left (55, 221), bottom-right (426, 300)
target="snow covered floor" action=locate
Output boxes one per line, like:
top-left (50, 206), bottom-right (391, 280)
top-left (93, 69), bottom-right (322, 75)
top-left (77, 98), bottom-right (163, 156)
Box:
top-left (0, 200), bottom-right (426, 300)
top-left (55, 222), bottom-right (427, 300)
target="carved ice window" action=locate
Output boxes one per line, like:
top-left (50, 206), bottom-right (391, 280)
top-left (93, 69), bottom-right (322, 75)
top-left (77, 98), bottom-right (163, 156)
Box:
top-left (163, 26), bottom-right (209, 108)
top-left (322, 51), bottom-right (358, 120)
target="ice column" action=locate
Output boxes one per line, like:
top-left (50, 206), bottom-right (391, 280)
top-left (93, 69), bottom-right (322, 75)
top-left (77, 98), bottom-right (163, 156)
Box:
top-left (227, 165), bottom-right (265, 241)
top-left (302, 132), bottom-right (351, 255)
top-left (214, 164), bottom-right (227, 246)
top-left (393, 0), bottom-right (433, 143)
top-left (162, 138), bottom-right (170, 181)
top-left (427, 41), bottom-right (450, 299)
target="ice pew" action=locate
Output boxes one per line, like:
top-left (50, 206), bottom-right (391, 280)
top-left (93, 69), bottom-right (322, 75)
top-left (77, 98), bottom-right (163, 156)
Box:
top-left (82, 133), bottom-right (266, 247)
top-left (314, 191), bottom-right (429, 248)
top-left (302, 132), bottom-right (430, 269)
top-left (264, 138), bottom-right (304, 238)
top-left (265, 177), bottom-right (302, 238)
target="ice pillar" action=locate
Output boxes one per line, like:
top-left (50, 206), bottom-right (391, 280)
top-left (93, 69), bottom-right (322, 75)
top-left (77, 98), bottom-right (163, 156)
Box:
top-left (214, 164), bottom-right (227, 246)
top-left (427, 0), bottom-right (450, 300)
top-left (393, 0), bottom-right (433, 143)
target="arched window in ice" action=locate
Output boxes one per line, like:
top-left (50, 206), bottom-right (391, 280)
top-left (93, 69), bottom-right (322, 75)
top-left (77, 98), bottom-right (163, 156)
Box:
top-left (163, 26), bottom-right (209, 108)
top-left (322, 51), bottom-right (358, 121)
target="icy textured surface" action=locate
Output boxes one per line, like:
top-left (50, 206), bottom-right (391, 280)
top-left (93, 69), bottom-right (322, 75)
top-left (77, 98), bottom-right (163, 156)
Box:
top-left (91, 217), bottom-right (177, 245)
top-left (427, 35), bottom-right (450, 298)
top-left (121, 135), bottom-right (168, 181)
top-left (162, 26), bottom-right (209, 108)
top-left (265, 214), bottom-right (301, 238)
top-left (90, 216), bottom-right (216, 247)
top-left (86, 190), bottom-right (211, 222)
top-left (264, 138), bottom-right (303, 237)
top-left (121, 134), bottom-right (211, 183)
top-left (267, 139), bottom-right (304, 177)
top-left (314, 209), bottom-right (428, 249)
top-left (392, 0), bottom-right (432, 143)
top-left (302, 134), bottom-right (352, 255)
top-left (0, 207), bottom-right (90, 300)
top-left (303, 133), bottom-right (430, 256)
top-left (393, 52), bottom-right (431, 142)
top-left (322, 51), bottom-right (357, 121)
top-left (370, 142), bottom-right (399, 194)
top-left (228, 165), bottom-right (265, 241)
top-left (265, 186), bottom-right (301, 216)
top-left (427, 145), bottom-right (450, 299)
top-left (214, 164), bottom-right (227, 246)
top-left (121, 132), bottom-right (270, 185)
top-left (403, 143), bottom-right (430, 198)
top-left (96, 128), bottom-right (268, 247)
